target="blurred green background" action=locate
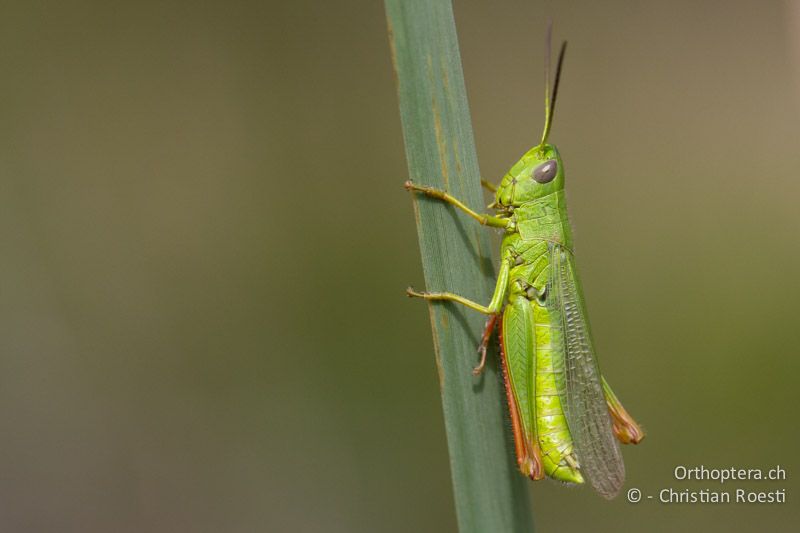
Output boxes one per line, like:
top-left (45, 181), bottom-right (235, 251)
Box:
top-left (1, 0), bottom-right (799, 531)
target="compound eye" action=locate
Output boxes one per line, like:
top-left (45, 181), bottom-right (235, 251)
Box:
top-left (532, 159), bottom-right (558, 184)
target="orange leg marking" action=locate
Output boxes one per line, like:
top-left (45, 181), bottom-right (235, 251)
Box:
top-left (473, 314), bottom-right (499, 376)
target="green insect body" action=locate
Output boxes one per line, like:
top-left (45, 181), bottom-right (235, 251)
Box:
top-left (406, 30), bottom-right (644, 499)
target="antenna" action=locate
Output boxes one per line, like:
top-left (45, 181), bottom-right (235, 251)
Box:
top-left (539, 22), bottom-right (568, 147)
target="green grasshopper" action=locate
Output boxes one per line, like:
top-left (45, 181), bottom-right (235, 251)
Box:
top-left (405, 28), bottom-right (643, 499)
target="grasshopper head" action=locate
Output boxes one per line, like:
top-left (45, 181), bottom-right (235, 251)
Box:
top-left (495, 25), bottom-right (567, 208)
top-left (495, 144), bottom-right (564, 206)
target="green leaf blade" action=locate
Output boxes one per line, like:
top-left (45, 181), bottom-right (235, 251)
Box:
top-left (385, 1), bottom-right (535, 531)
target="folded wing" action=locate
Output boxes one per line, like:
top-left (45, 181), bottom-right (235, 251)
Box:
top-left (549, 245), bottom-right (625, 499)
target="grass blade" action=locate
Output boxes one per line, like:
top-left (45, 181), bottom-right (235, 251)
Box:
top-left (385, 1), bottom-right (535, 531)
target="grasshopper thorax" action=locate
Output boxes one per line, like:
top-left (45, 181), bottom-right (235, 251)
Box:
top-left (495, 144), bottom-right (565, 208)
